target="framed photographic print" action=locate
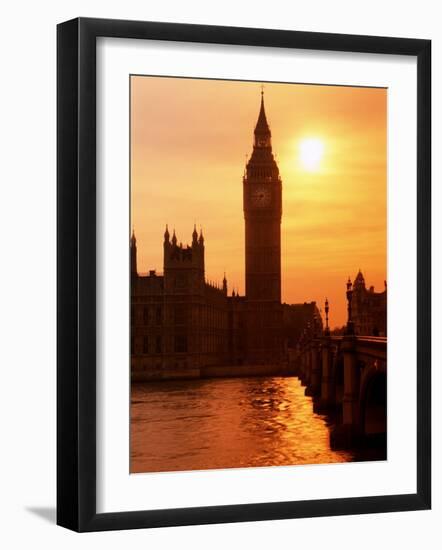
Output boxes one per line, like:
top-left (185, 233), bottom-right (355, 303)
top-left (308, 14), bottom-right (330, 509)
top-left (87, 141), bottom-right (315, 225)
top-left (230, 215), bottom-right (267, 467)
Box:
top-left (57, 17), bottom-right (431, 531)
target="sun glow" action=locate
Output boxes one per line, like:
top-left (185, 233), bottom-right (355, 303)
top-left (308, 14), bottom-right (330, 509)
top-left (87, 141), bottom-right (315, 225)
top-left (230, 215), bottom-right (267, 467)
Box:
top-left (299, 138), bottom-right (325, 171)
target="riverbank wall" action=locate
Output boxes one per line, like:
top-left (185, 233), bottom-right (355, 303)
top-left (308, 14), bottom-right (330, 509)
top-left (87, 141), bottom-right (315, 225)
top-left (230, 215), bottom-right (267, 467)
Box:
top-left (131, 363), bottom-right (293, 382)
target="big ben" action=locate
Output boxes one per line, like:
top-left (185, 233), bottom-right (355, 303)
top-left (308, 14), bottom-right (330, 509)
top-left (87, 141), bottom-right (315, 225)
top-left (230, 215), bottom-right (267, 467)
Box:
top-left (243, 91), bottom-right (283, 363)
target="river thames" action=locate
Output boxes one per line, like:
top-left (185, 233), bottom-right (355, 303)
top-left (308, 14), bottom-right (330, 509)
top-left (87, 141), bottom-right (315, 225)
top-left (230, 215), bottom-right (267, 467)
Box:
top-left (131, 376), bottom-right (386, 473)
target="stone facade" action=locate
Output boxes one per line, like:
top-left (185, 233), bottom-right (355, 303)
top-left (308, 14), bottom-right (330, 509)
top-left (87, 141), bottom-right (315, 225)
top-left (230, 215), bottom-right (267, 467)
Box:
top-left (131, 227), bottom-right (236, 377)
top-left (351, 270), bottom-right (387, 336)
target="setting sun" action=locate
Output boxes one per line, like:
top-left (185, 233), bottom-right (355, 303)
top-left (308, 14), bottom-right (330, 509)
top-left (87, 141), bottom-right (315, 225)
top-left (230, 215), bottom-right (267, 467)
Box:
top-left (299, 138), bottom-right (324, 171)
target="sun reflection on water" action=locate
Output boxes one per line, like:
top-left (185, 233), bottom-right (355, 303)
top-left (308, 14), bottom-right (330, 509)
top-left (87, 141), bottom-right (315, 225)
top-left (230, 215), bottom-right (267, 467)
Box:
top-left (131, 376), bottom-right (356, 474)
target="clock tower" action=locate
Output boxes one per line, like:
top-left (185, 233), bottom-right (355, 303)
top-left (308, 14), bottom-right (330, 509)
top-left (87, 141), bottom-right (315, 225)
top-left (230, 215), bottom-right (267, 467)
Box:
top-left (243, 91), bottom-right (283, 363)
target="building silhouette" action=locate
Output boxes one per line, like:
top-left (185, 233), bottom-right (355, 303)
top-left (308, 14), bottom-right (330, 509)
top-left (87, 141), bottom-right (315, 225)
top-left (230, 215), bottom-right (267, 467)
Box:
top-left (351, 270), bottom-right (387, 336)
top-left (131, 93), bottom-right (320, 378)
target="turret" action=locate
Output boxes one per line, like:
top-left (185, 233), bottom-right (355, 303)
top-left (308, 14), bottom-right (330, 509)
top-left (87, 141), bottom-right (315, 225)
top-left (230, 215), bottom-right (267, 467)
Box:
top-left (163, 226), bottom-right (205, 272)
top-left (353, 269), bottom-right (366, 289)
top-left (130, 229), bottom-right (137, 277)
top-left (222, 272), bottom-right (228, 294)
top-left (192, 224), bottom-right (198, 246)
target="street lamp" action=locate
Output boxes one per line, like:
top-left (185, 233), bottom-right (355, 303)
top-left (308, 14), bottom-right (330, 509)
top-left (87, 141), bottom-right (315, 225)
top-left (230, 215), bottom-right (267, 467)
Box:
top-left (324, 298), bottom-right (330, 336)
top-left (345, 277), bottom-right (355, 335)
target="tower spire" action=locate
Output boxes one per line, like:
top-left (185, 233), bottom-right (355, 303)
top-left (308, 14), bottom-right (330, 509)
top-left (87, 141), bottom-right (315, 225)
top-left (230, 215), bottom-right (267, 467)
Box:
top-left (254, 87), bottom-right (271, 141)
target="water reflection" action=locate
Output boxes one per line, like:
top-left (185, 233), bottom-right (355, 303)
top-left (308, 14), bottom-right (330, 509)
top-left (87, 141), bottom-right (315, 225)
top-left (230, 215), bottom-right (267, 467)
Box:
top-left (131, 376), bottom-right (359, 473)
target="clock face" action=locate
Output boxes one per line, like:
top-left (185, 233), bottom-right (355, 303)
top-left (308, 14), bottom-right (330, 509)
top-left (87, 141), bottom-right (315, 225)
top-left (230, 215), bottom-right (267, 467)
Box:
top-left (250, 186), bottom-right (271, 207)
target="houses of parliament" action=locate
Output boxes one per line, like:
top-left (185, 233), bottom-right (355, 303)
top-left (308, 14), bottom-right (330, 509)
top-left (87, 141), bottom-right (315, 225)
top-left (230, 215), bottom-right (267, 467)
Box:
top-left (130, 93), bottom-right (385, 379)
top-left (131, 92), bottom-right (319, 378)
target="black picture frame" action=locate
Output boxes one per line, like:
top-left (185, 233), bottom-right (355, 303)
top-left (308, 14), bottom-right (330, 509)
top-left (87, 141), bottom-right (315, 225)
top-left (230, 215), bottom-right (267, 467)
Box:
top-left (57, 17), bottom-right (431, 532)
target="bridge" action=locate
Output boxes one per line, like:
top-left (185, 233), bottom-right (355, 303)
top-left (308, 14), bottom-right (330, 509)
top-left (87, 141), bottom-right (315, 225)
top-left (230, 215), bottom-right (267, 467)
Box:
top-left (289, 287), bottom-right (387, 449)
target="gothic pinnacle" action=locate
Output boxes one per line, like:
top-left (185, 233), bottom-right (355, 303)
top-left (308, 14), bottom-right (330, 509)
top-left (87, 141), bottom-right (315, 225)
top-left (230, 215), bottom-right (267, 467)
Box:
top-left (192, 223), bottom-right (198, 243)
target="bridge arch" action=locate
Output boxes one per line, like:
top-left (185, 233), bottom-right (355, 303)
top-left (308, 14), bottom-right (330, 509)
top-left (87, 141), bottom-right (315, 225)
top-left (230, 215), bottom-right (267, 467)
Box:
top-left (359, 365), bottom-right (387, 439)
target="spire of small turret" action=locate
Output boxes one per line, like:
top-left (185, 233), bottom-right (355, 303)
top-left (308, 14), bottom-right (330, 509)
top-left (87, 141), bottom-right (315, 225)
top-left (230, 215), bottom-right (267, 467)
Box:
top-left (130, 228), bottom-right (137, 277)
top-left (171, 229), bottom-right (177, 245)
top-left (198, 228), bottom-right (204, 245)
top-left (222, 272), bottom-right (227, 293)
top-left (164, 224), bottom-right (170, 243)
top-left (192, 223), bottom-right (198, 244)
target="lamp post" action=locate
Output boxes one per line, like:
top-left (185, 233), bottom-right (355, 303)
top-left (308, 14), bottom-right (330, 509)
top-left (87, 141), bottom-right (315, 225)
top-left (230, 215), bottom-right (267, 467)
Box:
top-left (345, 277), bottom-right (355, 335)
top-left (324, 298), bottom-right (330, 336)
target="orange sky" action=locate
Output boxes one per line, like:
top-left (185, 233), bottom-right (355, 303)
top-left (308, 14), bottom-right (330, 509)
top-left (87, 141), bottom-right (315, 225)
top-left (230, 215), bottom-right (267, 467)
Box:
top-left (131, 76), bottom-right (387, 328)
